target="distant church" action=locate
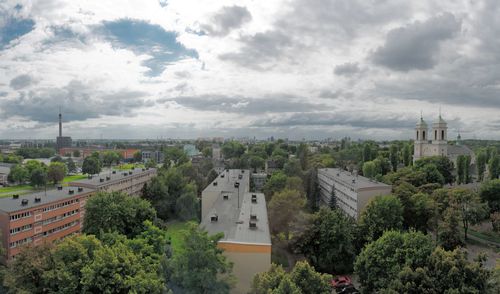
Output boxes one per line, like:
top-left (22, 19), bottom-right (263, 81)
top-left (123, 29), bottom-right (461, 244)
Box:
top-left (413, 114), bottom-right (475, 167)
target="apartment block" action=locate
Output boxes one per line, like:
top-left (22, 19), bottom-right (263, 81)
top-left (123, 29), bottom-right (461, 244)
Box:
top-left (318, 168), bottom-right (392, 219)
top-left (0, 186), bottom-right (94, 261)
top-left (68, 168), bottom-right (156, 196)
top-left (201, 169), bottom-right (271, 294)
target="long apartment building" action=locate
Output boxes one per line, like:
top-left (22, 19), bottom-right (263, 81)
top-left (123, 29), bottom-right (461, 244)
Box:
top-left (201, 169), bottom-right (271, 294)
top-left (0, 186), bottom-right (94, 261)
top-left (68, 168), bottom-right (156, 196)
top-left (318, 168), bottom-right (392, 219)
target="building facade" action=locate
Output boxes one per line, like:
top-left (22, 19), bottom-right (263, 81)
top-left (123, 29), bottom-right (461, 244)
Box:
top-left (68, 168), bottom-right (156, 196)
top-left (201, 169), bottom-right (271, 293)
top-left (318, 168), bottom-right (392, 219)
top-left (413, 115), bottom-right (475, 166)
top-left (0, 186), bottom-right (94, 261)
top-left (141, 150), bottom-right (164, 163)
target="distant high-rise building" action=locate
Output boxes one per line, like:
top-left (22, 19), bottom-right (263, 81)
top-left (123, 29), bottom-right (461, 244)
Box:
top-left (56, 110), bottom-right (72, 152)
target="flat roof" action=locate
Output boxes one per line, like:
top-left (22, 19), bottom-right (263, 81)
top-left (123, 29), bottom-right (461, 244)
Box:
top-left (68, 168), bottom-right (156, 188)
top-left (319, 168), bottom-right (391, 190)
top-left (201, 169), bottom-right (271, 245)
top-left (0, 186), bottom-right (94, 213)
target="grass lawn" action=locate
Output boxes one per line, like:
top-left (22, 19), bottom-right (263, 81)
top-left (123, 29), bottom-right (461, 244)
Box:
top-left (468, 229), bottom-right (500, 244)
top-left (63, 174), bottom-right (87, 183)
top-left (166, 221), bottom-right (192, 255)
top-left (0, 184), bottom-right (33, 194)
top-left (116, 163), bottom-right (145, 170)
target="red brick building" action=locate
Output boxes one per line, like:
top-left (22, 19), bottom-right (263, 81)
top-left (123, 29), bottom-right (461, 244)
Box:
top-left (0, 186), bottom-right (94, 261)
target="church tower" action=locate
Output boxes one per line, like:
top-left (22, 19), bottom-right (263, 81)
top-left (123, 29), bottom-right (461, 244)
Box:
top-left (431, 114), bottom-right (448, 156)
top-left (414, 115), bottom-right (428, 162)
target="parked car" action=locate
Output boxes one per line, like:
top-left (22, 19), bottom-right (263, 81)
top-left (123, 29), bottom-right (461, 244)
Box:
top-left (331, 276), bottom-right (352, 289)
top-left (336, 284), bottom-right (360, 294)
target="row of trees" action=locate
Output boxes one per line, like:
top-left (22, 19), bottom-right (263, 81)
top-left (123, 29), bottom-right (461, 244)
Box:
top-left (8, 160), bottom-right (68, 186)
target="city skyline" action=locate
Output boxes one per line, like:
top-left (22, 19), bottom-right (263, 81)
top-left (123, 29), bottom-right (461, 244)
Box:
top-left (1, 1), bottom-right (500, 140)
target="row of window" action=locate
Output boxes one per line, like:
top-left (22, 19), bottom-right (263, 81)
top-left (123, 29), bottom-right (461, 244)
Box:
top-left (10, 237), bottom-right (32, 248)
top-left (9, 211), bottom-right (32, 221)
top-left (42, 209), bottom-right (79, 225)
top-left (10, 224), bottom-right (33, 235)
top-left (43, 220), bottom-right (79, 237)
top-left (43, 198), bottom-right (79, 212)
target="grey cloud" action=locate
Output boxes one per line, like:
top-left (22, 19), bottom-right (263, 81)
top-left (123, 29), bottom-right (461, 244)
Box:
top-left (334, 62), bottom-right (360, 76)
top-left (201, 6), bottom-right (252, 36)
top-left (252, 112), bottom-right (417, 129)
top-left (161, 94), bottom-right (325, 114)
top-left (219, 30), bottom-right (295, 70)
top-left (10, 74), bottom-right (36, 89)
top-left (1, 80), bottom-right (150, 122)
top-left (372, 13), bottom-right (461, 71)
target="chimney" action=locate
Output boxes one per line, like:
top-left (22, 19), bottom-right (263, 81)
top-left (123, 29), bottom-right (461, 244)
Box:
top-left (34, 197), bottom-right (41, 203)
top-left (68, 189), bottom-right (74, 195)
top-left (251, 194), bottom-right (257, 203)
top-left (21, 199), bottom-right (28, 206)
top-left (57, 185), bottom-right (63, 190)
top-left (78, 187), bottom-right (83, 192)
top-left (249, 221), bottom-right (257, 229)
top-left (58, 110), bottom-right (62, 137)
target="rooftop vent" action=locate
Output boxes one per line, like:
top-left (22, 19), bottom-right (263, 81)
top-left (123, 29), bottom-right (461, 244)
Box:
top-left (210, 214), bottom-right (218, 222)
top-left (68, 189), bottom-right (74, 195)
top-left (142, 168), bottom-right (145, 171)
top-left (352, 179), bottom-right (356, 183)
top-left (34, 197), bottom-right (41, 203)
top-left (99, 178), bottom-right (104, 182)
top-left (146, 167), bottom-right (150, 170)
top-left (129, 171), bottom-right (133, 175)
top-left (112, 170), bottom-right (116, 174)
top-left (106, 176), bottom-right (111, 181)
top-left (123, 173), bottom-right (128, 176)
top-left (251, 194), bottom-right (257, 203)
top-left (249, 221), bottom-right (257, 229)
top-left (213, 181), bottom-right (218, 186)
top-left (223, 195), bottom-right (229, 200)
top-left (221, 174), bottom-right (225, 178)
top-left (21, 199), bottom-right (28, 206)
top-left (238, 174), bottom-right (243, 179)
top-left (78, 187), bottom-right (83, 192)
top-left (88, 175), bottom-right (93, 179)
top-left (250, 214), bottom-right (257, 220)
top-left (12, 194), bottom-right (19, 199)
top-left (234, 182), bottom-right (240, 188)
top-left (241, 170), bottom-right (245, 173)
top-left (57, 186), bottom-right (63, 190)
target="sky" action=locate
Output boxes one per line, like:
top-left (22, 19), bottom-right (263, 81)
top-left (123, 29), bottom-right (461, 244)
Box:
top-left (1, 0), bottom-right (500, 140)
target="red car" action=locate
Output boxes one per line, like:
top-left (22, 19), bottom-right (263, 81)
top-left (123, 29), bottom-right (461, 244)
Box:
top-left (331, 276), bottom-right (352, 289)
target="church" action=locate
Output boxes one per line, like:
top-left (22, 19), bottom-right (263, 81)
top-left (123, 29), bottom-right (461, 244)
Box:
top-left (413, 114), bottom-right (475, 167)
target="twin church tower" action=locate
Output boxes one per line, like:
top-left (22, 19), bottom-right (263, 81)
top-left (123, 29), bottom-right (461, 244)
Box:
top-left (414, 114), bottom-right (448, 162)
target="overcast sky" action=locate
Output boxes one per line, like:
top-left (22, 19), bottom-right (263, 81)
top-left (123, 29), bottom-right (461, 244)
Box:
top-left (1, 0), bottom-right (500, 140)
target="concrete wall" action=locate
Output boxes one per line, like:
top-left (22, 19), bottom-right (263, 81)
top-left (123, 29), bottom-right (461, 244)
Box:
top-left (357, 186), bottom-right (393, 218)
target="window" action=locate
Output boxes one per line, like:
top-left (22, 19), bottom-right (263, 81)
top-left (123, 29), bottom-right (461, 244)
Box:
top-left (423, 131), bottom-right (426, 140)
top-left (441, 130), bottom-right (445, 140)
top-left (10, 211), bottom-right (32, 221)
top-left (416, 130), bottom-right (419, 140)
top-left (435, 130), bottom-right (437, 140)
top-left (10, 237), bottom-right (32, 248)
top-left (10, 224), bottom-right (33, 235)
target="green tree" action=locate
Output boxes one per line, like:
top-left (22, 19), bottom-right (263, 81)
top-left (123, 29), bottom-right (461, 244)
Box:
top-left (2, 243), bottom-right (53, 293)
top-left (354, 230), bottom-right (434, 293)
top-left (145, 158), bottom-right (157, 168)
top-left (357, 195), bottom-right (404, 245)
top-left (362, 161), bottom-right (376, 179)
top-left (403, 143), bottom-right (412, 167)
top-left (449, 188), bottom-right (489, 240)
top-left (268, 189), bottom-right (306, 240)
top-left (295, 208), bottom-right (356, 273)
top-left (263, 171), bottom-right (287, 200)
top-left (175, 184), bottom-right (199, 221)
top-left (489, 155), bottom-right (500, 180)
top-left (249, 155), bottom-right (265, 172)
top-left (480, 179), bottom-right (500, 213)
top-left (362, 143), bottom-right (372, 162)
top-left (390, 144), bottom-right (399, 172)
top-left (169, 223), bottom-right (234, 294)
top-left (164, 147), bottom-right (189, 168)
top-left (409, 192), bottom-right (435, 232)
top-left (72, 150), bottom-right (81, 157)
top-left (415, 156), bottom-right (454, 184)
top-left (7, 164), bottom-right (28, 184)
top-left (296, 143), bottom-right (309, 170)
top-left (47, 161), bottom-right (67, 184)
top-left (389, 247), bottom-right (491, 293)
top-left (221, 141), bottom-right (245, 159)
top-left (66, 158), bottom-right (77, 174)
top-left (420, 164), bottom-right (445, 185)
top-left (438, 207), bottom-right (464, 250)
top-left (477, 150), bottom-right (487, 182)
top-left (329, 188), bottom-right (336, 209)
top-left (283, 158), bottom-right (303, 178)
top-left (102, 151), bottom-right (121, 167)
top-left (133, 151), bottom-right (142, 162)
top-left (252, 262), bottom-right (331, 294)
top-left (83, 191), bottom-right (156, 238)
top-left (30, 167), bottom-right (47, 187)
top-left (82, 156), bottom-right (101, 175)
top-left (457, 155), bottom-right (465, 184)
